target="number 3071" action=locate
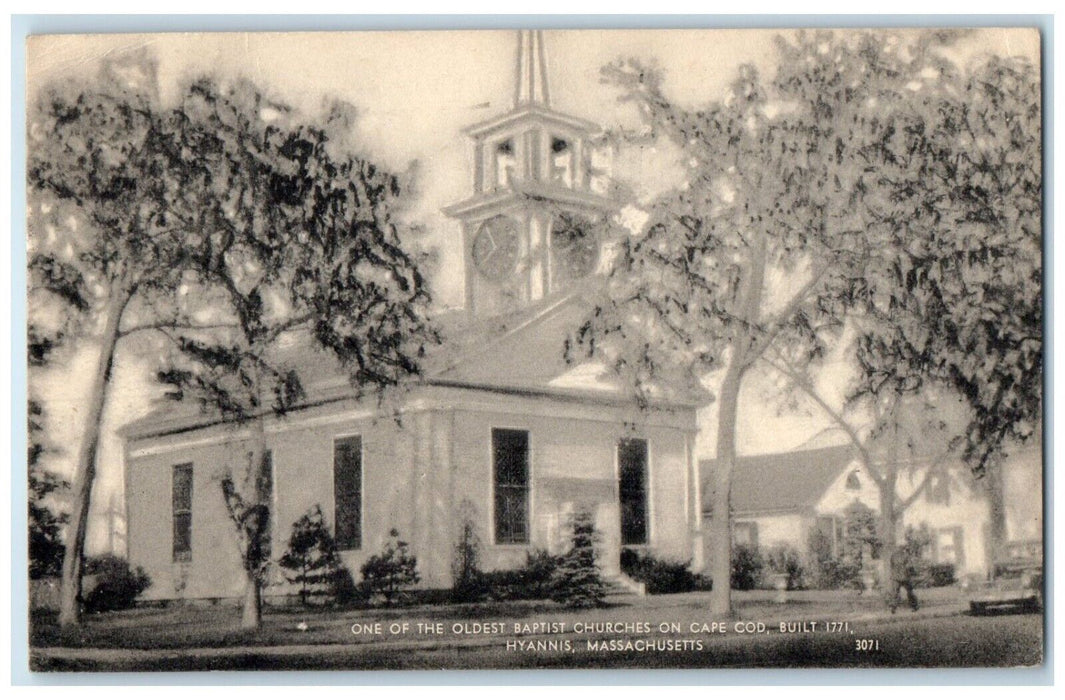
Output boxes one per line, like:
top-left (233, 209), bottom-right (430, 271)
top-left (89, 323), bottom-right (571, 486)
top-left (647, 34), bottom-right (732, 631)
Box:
top-left (855, 639), bottom-right (881, 651)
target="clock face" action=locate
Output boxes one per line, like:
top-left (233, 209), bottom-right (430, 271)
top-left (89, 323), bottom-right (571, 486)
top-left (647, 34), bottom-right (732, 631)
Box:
top-left (471, 216), bottom-right (521, 282)
top-left (551, 214), bottom-right (599, 282)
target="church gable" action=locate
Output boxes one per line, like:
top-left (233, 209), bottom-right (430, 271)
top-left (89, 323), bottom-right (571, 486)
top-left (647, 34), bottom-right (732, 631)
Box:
top-left (430, 291), bottom-right (595, 389)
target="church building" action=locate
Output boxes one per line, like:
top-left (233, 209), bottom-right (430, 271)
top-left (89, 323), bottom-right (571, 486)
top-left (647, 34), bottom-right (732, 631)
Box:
top-left (121, 31), bottom-right (708, 602)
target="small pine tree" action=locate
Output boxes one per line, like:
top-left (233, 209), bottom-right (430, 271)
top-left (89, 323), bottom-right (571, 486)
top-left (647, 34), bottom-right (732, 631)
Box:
top-left (278, 505), bottom-right (345, 606)
top-left (361, 528), bottom-right (420, 606)
top-left (451, 501), bottom-right (485, 603)
top-left (551, 509), bottom-right (606, 608)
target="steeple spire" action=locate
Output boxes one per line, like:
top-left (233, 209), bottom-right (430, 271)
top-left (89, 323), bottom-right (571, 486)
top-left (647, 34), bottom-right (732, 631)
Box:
top-left (514, 30), bottom-right (550, 108)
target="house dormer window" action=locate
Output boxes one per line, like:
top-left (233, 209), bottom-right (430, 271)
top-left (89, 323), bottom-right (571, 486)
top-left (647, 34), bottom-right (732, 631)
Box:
top-left (845, 470), bottom-right (861, 490)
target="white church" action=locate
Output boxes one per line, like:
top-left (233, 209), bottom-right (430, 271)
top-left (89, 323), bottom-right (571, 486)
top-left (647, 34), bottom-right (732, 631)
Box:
top-left (121, 31), bottom-right (708, 601)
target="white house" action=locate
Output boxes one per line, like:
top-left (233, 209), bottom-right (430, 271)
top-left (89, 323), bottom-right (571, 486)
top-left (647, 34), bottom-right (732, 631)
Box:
top-left (700, 442), bottom-right (1042, 580)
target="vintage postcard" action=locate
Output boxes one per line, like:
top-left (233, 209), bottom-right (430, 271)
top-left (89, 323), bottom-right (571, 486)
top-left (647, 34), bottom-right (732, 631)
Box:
top-left (24, 26), bottom-right (1043, 672)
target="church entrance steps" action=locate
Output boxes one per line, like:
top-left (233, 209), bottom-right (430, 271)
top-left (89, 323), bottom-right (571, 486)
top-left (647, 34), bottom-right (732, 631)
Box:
top-left (602, 572), bottom-right (646, 597)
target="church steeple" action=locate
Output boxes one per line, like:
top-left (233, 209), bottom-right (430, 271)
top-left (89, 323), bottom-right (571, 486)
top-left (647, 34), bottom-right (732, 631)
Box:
top-left (514, 30), bottom-right (550, 108)
top-left (443, 30), bottom-right (614, 318)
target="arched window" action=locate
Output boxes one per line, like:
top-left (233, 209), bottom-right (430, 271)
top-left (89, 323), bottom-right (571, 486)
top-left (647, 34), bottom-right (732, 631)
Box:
top-left (550, 137), bottom-right (572, 187)
top-left (845, 470), bottom-right (861, 490)
top-left (494, 139), bottom-right (516, 188)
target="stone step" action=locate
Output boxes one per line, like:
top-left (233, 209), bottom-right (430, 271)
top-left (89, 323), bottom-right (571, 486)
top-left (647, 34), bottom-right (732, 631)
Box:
top-left (602, 572), bottom-right (646, 596)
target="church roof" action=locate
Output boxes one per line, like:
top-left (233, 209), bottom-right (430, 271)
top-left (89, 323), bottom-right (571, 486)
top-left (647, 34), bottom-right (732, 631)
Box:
top-left (700, 444), bottom-right (856, 516)
top-left (121, 278), bottom-right (710, 441)
top-left (461, 103), bottom-right (599, 139)
top-left (441, 178), bottom-right (615, 219)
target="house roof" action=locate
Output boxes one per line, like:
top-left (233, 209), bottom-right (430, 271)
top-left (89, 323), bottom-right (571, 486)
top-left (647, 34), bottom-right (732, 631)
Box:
top-left (700, 444), bottom-right (855, 515)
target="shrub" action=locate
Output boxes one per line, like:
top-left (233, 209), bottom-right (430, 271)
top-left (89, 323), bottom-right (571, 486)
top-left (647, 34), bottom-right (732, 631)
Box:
top-left (82, 554), bottom-right (151, 613)
top-left (842, 502), bottom-right (880, 558)
top-left (331, 566), bottom-right (368, 606)
top-left (278, 505), bottom-right (350, 606)
top-left (923, 563), bottom-right (956, 587)
top-left (813, 557), bottom-right (864, 590)
top-left (360, 528), bottom-right (419, 606)
top-left (620, 548), bottom-right (697, 594)
top-left (451, 502), bottom-right (486, 603)
top-left (765, 544), bottom-right (805, 590)
top-left (550, 509), bottom-right (606, 608)
top-left (804, 507), bottom-right (879, 590)
top-left (730, 543), bottom-right (764, 590)
top-left (477, 550), bottom-right (562, 601)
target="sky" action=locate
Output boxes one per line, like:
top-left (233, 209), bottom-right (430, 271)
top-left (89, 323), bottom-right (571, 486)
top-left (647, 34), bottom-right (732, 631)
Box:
top-left (25, 28), bottom-right (1039, 553)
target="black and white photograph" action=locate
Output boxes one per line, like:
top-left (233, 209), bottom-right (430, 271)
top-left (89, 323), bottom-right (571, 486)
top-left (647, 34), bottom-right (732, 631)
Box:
top-left (21, 24), bottom-right (1044, 672)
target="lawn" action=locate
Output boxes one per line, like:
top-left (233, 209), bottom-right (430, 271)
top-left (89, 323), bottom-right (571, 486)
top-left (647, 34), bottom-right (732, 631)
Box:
top-left (31, 587), bottom-right (965, 651)
top-left (31, 613), bottom-right (1044, 671)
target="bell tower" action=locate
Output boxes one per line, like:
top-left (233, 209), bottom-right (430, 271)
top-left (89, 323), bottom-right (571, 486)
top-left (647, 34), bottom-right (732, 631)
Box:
top-left (443, 30), bottom-right (613, 318)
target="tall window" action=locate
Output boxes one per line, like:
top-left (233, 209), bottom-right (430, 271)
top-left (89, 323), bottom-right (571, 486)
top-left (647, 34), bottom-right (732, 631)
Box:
top-left (334, 436), bottom-right (362, 550)
top-left (493, 428), bottom-right (530, 544)
top-left (618, 438), bottom-right (648, 545)
top-left (172, 463), bottom-right (193, 562)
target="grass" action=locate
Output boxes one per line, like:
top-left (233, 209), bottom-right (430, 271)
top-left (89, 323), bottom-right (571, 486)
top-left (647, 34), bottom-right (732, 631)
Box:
top-left (31, 587), bottom-right (965, 651)
top-left (30, 614), bottom-right (1044, 671)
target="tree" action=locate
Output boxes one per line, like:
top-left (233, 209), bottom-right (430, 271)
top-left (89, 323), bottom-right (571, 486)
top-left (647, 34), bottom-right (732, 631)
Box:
top-left (451, 500), bottom-right (486, 603)
top-left (571, 29), bottom-right (1035, 615)
top-left (28, 395), bottom-right (68, 580)
top-left (278, 505), bottom-right (346, 606)
top-left (28, 57), bottom-right (436, 629)
top-left (568, 34), bottom-right (922, 614)
top-left (847, 53), bottom-right (1042, 560)
top-left (28, 324), bottom-right (69, 580)
top-left (550, 510), bottom-right (606, 608)
top-left (755, 38), bottom-right (1040, 580)
top-left (27, 52), bottom-right (229, 628)
top-left (154, 79), bottom-right (438, 628)
top-left (762, 343), bottom-right (967, 590)
top-left (773, 45), bottom-right (1040, 571)
top-left (360, 529), bottom-right (420, 606)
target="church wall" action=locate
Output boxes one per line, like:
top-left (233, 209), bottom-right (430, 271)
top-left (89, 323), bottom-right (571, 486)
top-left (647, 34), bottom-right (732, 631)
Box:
top-left (127, 435), bottom-right (252, 601)
top-left (126, 409), bottom-right (431, 601)
top-left (448, 402), bottom-right (694, 575)
top-left (126, 393), bottom-right (698, 601)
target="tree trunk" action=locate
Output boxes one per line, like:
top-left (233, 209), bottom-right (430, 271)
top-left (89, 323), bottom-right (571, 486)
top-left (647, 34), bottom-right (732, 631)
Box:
top-left (58, 291), bottom-right (129, 630)
top-left (985, 460), bottom-right (1008, 570)
top-left (877, 477), bottom-right (898, 596)
top-left (241, 571), bottom-right (262, 629)
top-left (239, 416), bottom-right (269, 629)
top-left (708, 362), bottom-right (744, 616)
top-left (707, 230), bottom-right (766, 616)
